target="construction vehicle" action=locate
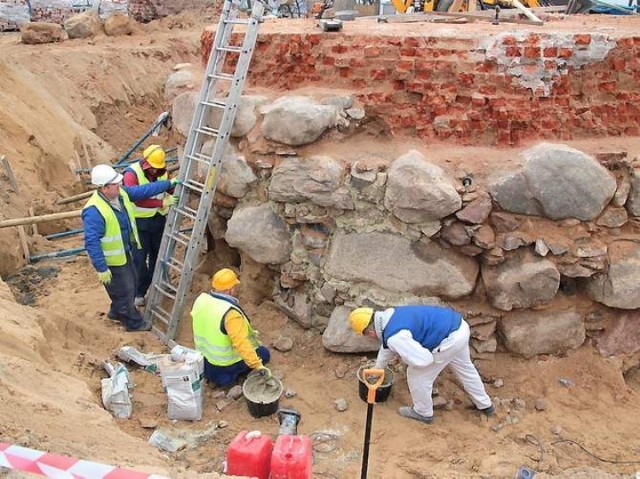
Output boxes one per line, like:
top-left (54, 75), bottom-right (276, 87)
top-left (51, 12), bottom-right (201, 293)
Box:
top-left (391, 0), bottom-right (544, 14)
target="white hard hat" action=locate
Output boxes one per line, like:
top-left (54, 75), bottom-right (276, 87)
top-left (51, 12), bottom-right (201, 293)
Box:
top-left (91, 164), bottom-right (123, 187)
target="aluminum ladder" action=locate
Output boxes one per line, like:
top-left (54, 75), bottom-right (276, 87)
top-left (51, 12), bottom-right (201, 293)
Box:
top-left (144, 0), bottom-right (265, 343)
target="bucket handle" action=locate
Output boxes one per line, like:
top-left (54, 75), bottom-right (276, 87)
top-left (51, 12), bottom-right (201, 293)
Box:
top-left (362, 368), bottom-right (385, 404)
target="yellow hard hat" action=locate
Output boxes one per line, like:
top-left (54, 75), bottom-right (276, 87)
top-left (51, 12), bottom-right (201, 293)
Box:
top-left (212, 268), bottom-right (240, 291)
top-left (143, 144), bottom-right (166, 169)
top-left (349, 307), bottom-right (374, 335)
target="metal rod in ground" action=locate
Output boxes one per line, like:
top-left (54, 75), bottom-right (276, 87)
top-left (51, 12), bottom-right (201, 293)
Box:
top-left (45, 228), bottom-right (84, 240)
top-left (114, 111), bottom-right (170, 166)
top-left (30, 247), bottom-right (85, 262)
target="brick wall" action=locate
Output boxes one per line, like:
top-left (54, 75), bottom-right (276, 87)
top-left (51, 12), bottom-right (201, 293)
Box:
top-left (202, 29), bottom-right (640, 146)
top-left (129, 0), bottom-right (212, 22)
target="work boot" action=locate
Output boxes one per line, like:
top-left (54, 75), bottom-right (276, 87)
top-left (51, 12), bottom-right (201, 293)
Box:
top-left (127, 321), bottom-right (152, 332)
top-left (106, 312), bottom-right (119, 321)
top-left (478, 405), bottom-right (496, 417)
top-left (398, 407), bottom-right (433, 424)
top-left (134, 296), bottom-right (146, 307)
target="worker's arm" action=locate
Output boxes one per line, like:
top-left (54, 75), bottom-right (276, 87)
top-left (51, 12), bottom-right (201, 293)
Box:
top-left (374, 347), bottom-right (396, 369)
top-left (123, 180), bottom-right (172, 202)
top-left (82, 206), bottom-right (108, 273)
top-left (386, 330), bottom-right (434, 368)
top-left (122, 170), bottom-right (164, 209)
top-left (225, 310), bottom-right (263, 369)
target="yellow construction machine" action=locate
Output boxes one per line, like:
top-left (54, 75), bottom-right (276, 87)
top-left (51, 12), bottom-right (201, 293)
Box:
top-left (391, 0), bottom-right (542, 13)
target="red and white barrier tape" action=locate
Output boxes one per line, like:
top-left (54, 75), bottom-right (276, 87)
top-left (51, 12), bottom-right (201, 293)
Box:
top-left (0, 443), bottom-right (168, 479)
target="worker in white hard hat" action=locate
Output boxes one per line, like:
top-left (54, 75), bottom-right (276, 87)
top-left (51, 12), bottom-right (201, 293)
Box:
top-left (349, 305), bottom-right (495, 424)
top-left (82, 164), bottom-right (180, 332)
top-left (190, 268), bottom-right (271, 387)
top-left (122, 144), bottom-right (176, 307)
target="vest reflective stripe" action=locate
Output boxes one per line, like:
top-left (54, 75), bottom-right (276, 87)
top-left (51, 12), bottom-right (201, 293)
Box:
top-left (130, 161), bottom-right (168, 218)
top-left (191, 293), bottom-right (259, 367)
top-left (83, 190), bottom-right (141, 267)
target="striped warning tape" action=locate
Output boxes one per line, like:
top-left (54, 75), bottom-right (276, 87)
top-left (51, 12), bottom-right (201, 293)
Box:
top-left (0, 443), bottom-right (168, 479)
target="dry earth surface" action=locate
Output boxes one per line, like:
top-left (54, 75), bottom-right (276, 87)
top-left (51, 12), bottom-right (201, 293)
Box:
top-left (1, 8), bottom-right (640, 479)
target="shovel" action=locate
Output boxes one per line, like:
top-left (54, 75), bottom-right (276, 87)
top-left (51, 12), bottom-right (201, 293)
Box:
top-left (360, 368), bottom-right (385, 479)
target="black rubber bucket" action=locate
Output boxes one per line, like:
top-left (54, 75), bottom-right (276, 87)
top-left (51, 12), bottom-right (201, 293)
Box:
top-left (242, 375), bottom-right (283, 418)
top-left (357, 365), bottom-right (395, 403)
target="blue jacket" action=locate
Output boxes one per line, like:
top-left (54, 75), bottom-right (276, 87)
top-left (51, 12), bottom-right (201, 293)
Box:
top-left (382, 306), bottom-right (462, 351)
top-left (83, 181), bottom-right (171, 273)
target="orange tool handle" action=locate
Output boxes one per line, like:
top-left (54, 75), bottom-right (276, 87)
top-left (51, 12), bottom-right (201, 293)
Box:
top-left (363, 368), bottom-right (385, 404)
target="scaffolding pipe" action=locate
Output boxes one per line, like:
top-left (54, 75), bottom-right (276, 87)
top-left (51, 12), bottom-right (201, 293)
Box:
top-left (114, 111), bottom-right (171, 166)
top-left (44, 228), bottom-right (84, 240)
top-left (30, 247), bottom-right (85, 262)
top-left (0, 210), bottom-right (82, 228)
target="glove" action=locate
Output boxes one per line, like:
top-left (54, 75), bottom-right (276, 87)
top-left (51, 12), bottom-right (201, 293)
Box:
top-left (162, 195), bottom-right (178, 208)
top-left (250, 366), bottom-right (272, 380)
top-left (170, 178), bottom-right (183, 187)
top-left (97, 270), bottom-right (112, 285)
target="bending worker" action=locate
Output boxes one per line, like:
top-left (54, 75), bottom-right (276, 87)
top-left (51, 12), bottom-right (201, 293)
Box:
top-left (123, 144), bottom-right (175, 307)
top-left (191, 268), bottom-right (271, 387)
top-left (83, 164), bottom-right (178, 332)
top-left (349, 305), bottom-right (494, 424)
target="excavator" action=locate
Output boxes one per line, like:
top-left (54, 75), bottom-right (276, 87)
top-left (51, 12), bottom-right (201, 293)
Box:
top-left (390, 0), bottom-right (544, 13)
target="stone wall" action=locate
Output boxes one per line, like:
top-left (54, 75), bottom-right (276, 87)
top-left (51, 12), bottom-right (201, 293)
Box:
top-left (201, 29), bottom-right (640, 146)
top-left (167, 80), bottom-right (640, 361)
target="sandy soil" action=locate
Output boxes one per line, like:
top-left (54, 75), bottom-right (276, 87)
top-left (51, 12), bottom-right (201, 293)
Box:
top-left (1, 8), bottom-right (640, 479)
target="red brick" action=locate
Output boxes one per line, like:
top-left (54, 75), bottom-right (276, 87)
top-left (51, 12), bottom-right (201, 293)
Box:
top-left (396, 59), bottom-right (415, 72)
top-left (505, 46), bottom-right (521, 57)
top-left (322, 56), bottom-right (335, 66)
top-left (543, 47), bottom-right (558, 57)
top-left (352, 79), bottom-right (366, 89)
top-left (307, 34), bottom-right (321, 45)
top-left (400, 47), bottom-right (417, 57)
top-left (612, 58), bottom-right (626, 71)
top-left (524, 34), bottom-right (541, 47)
top-left (350, 57), bottom-right (366, 68)
top-left (364, 46), bottom-right (381, 57)
top-left (523, 47), bottom-right (541, 59)
top-left (458, 72), bottom-right (474, 86)
top-left (392, 80), bottom-right (406, 90)
top-left (339, 67), bottom-right (352, 78)
top-left (598, 81), bottom-right (616, 92)
top-left (502, 35), bottom-right (518, 46)
top-left (331, 45), bottom-right (348, 54)
top-left (558, 47), bottom-right (573, 58)
top-left (574, 34), bottom-right (591, 45)
top-left (371, 69), bottom-right (388, 80)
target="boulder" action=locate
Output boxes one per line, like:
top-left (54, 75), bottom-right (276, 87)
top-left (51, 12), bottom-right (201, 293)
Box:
top-left (384, 150), bottom-right (461, 223)
top-left (499, 310), bottom-right (585, 358)
top-left (225, 204), bottom-right (292, 264)
top-left (171, 91), bottom-right (198, 136)
top-left (21, 22), bottom-right (65, 44)
top-left (597, 311), bottom-right (640, 357)
top-left (165, 67), bottom-right (197, 101)
top-left (626, 168), bottom-right (640, 216)
top-left (64, 10), bottom-right (102, 39)
top-left (262, 96), bottom-right (336, 146)
top-left (322, 306), bottom-right (381, 353)
top-left (218, 148), bottom-right (257, 198)
top-left (104, 12), bottom-right (133, 36)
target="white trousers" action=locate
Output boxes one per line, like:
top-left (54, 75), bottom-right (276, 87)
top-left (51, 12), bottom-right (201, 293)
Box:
top-left (407, 320), bottom-right (492, 417)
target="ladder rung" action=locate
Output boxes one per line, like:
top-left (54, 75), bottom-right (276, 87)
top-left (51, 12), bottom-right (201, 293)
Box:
top-left (208, 72), bottom-right (235, 82)
top-left (149, 305), bottom-right (171, 325)
top-left (195, 126), bottom-right (220, 138)
top-left (183, 179), bottom-right (205, 193)
top-left (217, 45), bottom-right (244, 54)
top-left (167, 231), bottom-right (191, 246)
top-left (186, 153), bottom-right (212, 165)
top-left (201, 99), bottom-right (227, 109)
top-left (165, 257), bottom-right (185, 272)
top-left (224, 18), bottom-right (249, 25)
top-left (154, 283), bottom-right (177, 300)
top-left (175, 206), bottom-right (198, 220)
top-left (161, 280), bottom-right (178, 293)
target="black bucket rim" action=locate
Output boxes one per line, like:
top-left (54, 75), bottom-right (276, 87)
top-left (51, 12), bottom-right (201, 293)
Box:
top-left (356, 364), bottom-right (395, 387)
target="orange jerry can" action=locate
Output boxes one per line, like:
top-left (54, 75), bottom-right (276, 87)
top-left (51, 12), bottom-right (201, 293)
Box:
top-left (270, 434), bottom-right (313, 479)
top-left (226, 430), bottom-right (273, 479)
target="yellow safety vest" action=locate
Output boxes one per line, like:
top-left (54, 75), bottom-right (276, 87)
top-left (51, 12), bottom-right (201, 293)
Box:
top-left (83, 190), bottom-right (141, 267)
top-left (191, 293), bottom-right (259, 367)
top-left (129, 161), bottom-right (168, 218)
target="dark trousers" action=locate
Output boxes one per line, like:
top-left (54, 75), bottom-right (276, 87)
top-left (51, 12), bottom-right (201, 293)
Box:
top-left (132, 214), bottom-right (166, 298)
top-left (105, 256), bottom-right (144, 331)
top-left (204, 346), bottom-right (271, 387)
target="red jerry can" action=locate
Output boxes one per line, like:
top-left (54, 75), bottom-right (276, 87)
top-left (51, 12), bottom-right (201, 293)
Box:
top-left (270, 434), bottom-right (313, 479)
top-left (226, 430), bottom-right (273, 479)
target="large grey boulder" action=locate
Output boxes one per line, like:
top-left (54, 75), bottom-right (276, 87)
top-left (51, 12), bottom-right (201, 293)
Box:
top-left (208, 95), bottom-right (264, 138)
top-left (269, 156), bottom-right (354, 210)
top-left (323, 306), bottom-right (381, 353)
top-left (262, 96), bottom-right (336, 146)
top-left (219, 149), bottom-right (257, 198)
top-left (482, 250), bottom-right (560, 311)
top-left (491, 143), bottom-right (616, 220)
top-left (625, 168), bottom-right (640, 216)
top-left (584, 240), bottom-right (640, 309)
top-left (384, 150), bottom-right (461, 223)
top-left (64, 10), bottom-right (101, 39)
top-left (21, 22), bottom-right (66, 44)
top-left (225, 204), bottom-right (292, 264)
top-left (171, 91), bottom-right (198, 137)
top-left (499, 310), bottom-right (585, 358)
top-left (597, 311), bottom-right (640, 357)
top-left (325, 232), bottom-right (478, 299)
top-left (165, 67), bottom-right (197, 101)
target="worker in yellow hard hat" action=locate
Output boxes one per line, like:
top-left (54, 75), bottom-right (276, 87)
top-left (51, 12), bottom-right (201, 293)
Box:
top-left (190, 268), bottom-right (271, 387)
top-left (349, 305), bottom-right (494, 424)
top-left (123, 144), bottom-right (177, 307)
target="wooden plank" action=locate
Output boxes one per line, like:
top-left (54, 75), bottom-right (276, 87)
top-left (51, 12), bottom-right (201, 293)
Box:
top-left (378, 14), bottom-right (469, 21)
top-left (17, 226), bottom-right (30, 264)
top-left (82, 142), bottom-right (92, 168)
top-left (0, 210), bottom-right (82, 228)
top-left (29, 207), bottom-right (38, 236)
top-left (511, 0), bottom-right (544, 23)
top-left (468, 0), bottom-right (477, 13)
top-left (1, 155), bottom-right (19, 192)
top-left (56, 190), bottom-right (94, 205)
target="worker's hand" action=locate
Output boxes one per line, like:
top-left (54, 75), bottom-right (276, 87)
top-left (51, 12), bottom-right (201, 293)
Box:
top-left (170, 178), bottom-right (183, 187)
top-left (162, 195), bottom-right (178, 208)
top-left (97, 270), bottom-right (112, 285)
top-left (250, 366), bottom-right (272, 380)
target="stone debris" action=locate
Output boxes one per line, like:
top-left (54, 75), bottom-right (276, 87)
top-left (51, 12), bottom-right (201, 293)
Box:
top-left (558, 378), bottom-right (574, 387)
top-left (551, 425), bottom-right (563, 435)
top-left (334, 398), bottom-right (348, 412)
top-left (273, 336), bottom-right (294, 352)
top-left (493, 378), bottom-right (505, 389)
top-left (216, 399), bottom-right (230, 411)
top-left (285, 389), bottom-right (297, 399)
top-left (226, 385), bottom-right (243, 401)
top-left (535, 399), bottom-right (547, 411)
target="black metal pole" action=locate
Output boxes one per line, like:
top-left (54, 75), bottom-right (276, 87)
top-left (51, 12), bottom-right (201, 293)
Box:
top-left (361, 402), bottom-right (375, 479)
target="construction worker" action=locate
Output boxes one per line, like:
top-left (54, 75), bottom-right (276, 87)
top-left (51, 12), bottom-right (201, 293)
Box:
top-left (83, 164), bottom-right (178, 332)
top-left (122, 144), bottom-right (175, 307)
top-left (349, 305), bottom-right (495, 424)
top-left (190, 268), bottom-right (271, 387)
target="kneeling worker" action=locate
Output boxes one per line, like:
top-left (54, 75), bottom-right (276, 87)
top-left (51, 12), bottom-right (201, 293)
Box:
top-left (349, 305), bottom-right (495, 424)
top-left (191, 268), bottom-right (271, 387)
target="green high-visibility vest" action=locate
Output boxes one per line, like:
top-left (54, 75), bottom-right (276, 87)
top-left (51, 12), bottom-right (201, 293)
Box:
top-left (191, 293), bottom-right (259, 367)
top-left (129, 161), bottom-right (168, 218)
top-left (83, 190), bottom-right (141, 267)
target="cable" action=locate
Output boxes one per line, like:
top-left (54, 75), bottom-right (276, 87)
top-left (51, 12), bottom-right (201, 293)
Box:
top-left (525, 434), bottom-right (545, 465)
top-left (552, 439), bottom-right (640, 465)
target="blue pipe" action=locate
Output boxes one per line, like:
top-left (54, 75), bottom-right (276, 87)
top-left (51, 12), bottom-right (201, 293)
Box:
top-left (44, 228), bottom-right (84, 240)
top-left (114, 112), bottom-right (171, 166)
top-left (30, 247), bottom-right (85, 262)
